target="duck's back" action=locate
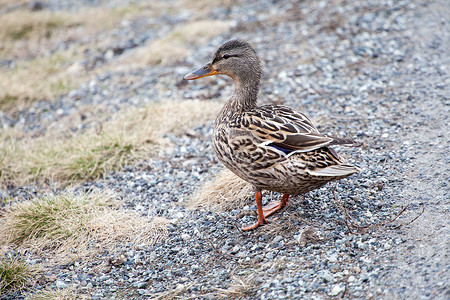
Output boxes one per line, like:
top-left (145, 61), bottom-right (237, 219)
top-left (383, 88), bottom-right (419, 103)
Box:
top-left (212, 104), bottom-right (360, 194)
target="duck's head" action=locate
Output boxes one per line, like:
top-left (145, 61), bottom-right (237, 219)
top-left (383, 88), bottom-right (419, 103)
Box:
top-left (184, 39), bottom-right (262, 84)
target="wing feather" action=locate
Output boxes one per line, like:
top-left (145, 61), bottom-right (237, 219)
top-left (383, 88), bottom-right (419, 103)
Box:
top-left (306, 164), bottom-right (361, 177)
top-left (230, 105), bottom-right (357, 152)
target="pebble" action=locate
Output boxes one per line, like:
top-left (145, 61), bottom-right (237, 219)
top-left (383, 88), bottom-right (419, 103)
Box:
top-left (330, 284), bottom-right (345, 296)
top-left (327, 253), bottom-right (338, 263)
top-left (55, 280), bottom-right (68, 289)
top-left (1, 0), bottom-right (448, 299)
top-left (322, 271), bottom-right (334, 283)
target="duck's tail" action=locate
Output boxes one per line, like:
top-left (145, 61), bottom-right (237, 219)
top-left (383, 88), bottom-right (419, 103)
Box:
top-left (327, 136), bottom-right (361, 147)
top-left (307, 164), bottom-right (361, 177)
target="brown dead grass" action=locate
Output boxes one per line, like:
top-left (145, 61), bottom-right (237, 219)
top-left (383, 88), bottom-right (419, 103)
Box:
top-left (0, 47), bottom-right (85, 109)
top-left (0, 100), bottom-right (222, 187)
top-left (0, 6), bottom-right (143, 59)
top-left (180, 0), bottom-right (239, 14)
top-left (0, 190), bottom-right (169, 265)
top-left (189, 169), bottom-right (253, 211)
top-left (0, 6), bottom-right (143, 106)
top-left (215, 275), bottom-right (257, 298)
top-left (31, 288), bottom-right (84, 300)
top-left (122, 19), bottom-right (232, 67)
top-left (0, 1), bottom-right (234, 107)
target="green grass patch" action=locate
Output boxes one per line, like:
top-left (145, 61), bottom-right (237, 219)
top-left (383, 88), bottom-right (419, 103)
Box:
top-left (0, 255), bottom-right (35, 294)
top-left (0, 190), bottom-right (169, 259)
top-left (4, 194), bottom-right (90, 246)
top-left (0, 95), bottom-right (19, 111)
top-left (0, 130), bottom-right (139, 185)
top-left (67, 140), bottom-right (134, 181)
top-left (7, 24), bottom-right (33, 40)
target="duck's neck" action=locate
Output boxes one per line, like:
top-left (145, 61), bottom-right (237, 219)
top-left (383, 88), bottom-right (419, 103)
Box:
top-left (215, 75), bottom-right (260, 125)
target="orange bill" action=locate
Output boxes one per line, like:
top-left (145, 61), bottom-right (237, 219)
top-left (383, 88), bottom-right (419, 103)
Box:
top-left (183, 63), bottom-right (218, 80)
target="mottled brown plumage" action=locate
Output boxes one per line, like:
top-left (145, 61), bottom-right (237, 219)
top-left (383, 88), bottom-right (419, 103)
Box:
top-left (184, 39), bottom-right (360, 230)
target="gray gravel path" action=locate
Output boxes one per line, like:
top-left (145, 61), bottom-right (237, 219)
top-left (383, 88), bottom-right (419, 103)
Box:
top-left (1, 0), bottom-right (449, 299)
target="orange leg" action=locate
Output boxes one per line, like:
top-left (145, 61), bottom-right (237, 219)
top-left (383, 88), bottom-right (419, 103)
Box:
top-left (242, 193), bottom-right (290, 231)
top-left (262, 193), bottom-right (290, 218)
top-left (242, 191), bottom-right (267, 231)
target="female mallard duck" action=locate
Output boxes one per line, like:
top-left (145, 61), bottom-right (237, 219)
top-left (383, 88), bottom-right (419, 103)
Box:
top-left (184, 40), bottom-right (360, 230)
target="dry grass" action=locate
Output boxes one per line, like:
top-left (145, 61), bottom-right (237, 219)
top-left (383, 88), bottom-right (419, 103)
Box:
top-left (0, 1), bottom-right (234, 108)
top-left (0, 2), bottom-right (170, 107)
top-left (0, 190), bottom-right (169, 263)
top-left (0, 47), bottom-right (85, 110)
top-left (0, 6), bottom-right (141, 106)
top-left (123, 19), bottom-right (232, 67)
top-left (215, 275), bottom-right (257, 299)
top-left (0, 0), bottom-right (33, 9)
top-left (0, 254), bottom-right (36, 294)
top-left (0, 100), bottom-right (222, 186)
top-left (189, 169), bottom-right (253, 211)
top-left (180, 0), bottom-right (239, 14)
top-left (31, 288), bottom-right (84, 300)
top-left (0, 5), bottom-right (143, 58)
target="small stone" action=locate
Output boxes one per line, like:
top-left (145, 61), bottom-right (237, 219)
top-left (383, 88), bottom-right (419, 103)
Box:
top-left (56, 280), bottom-right (68, 289)
top-left (327, 253), bottom-right (338, 263)
top-left (329, 284), bottom-right (345, 296)
top-left (28, 259), bottom-right (42, 265)
top-left (231, 245), bottom-right (240, 254)
top-left (273, 235), bottom-right (283, 244)
top-left (175, 211), bottom-right (184, 219)
top-left (357, 241), bottom-right (368, 250)
top-left (105, 49), bottom-right (114, 60)
top-left (176, 171), bottom-right (188, 180)
top-left (109, 254), bottom-right (127, 266)
top-left (133, 282), bottom-right (147, 289)
top-left (322, 271), bottom-right (334, 283)
top-left (29, 1), bottom-right (44, 11)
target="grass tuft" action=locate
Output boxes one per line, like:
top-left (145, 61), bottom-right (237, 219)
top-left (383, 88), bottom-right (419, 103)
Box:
top-left (189, 169), bottom-right (253, 211)
top-left (0, 254), bottom-right (35, 294)
top-left (31, 288), bottom-right (81, 300)
top-left (67, 141), bottom-right (135, 182)
top-left (0, 95), bottom-right (19, 111)
top-left (0, 100), bottom-right (222, 186)
top-left (0, 190), bottom-right (169, 261)
top-left (2, 192), bottom-right (94, 247)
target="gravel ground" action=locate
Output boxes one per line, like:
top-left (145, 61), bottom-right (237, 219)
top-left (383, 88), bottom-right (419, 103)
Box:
top-left (1, 0), bottom-right (449, 299)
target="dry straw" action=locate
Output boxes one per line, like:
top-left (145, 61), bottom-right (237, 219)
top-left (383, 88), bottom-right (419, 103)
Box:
top-left (0, 100), bottom-right (222, 187)
top-left (189, 169), bottom-right (253, 211)
top-left (0, 190), bottom-right (169, 264)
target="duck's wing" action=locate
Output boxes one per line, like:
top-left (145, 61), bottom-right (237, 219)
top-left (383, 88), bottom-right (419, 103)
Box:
top-left (230, 105), bottom-right (358, 152)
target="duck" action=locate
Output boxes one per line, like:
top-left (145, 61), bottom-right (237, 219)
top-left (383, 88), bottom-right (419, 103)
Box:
top-left (184, 39), bottom-right (360, 230)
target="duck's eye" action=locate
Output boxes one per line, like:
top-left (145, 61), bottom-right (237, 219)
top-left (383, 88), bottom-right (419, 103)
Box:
top-left (222, 54), bottom-right (230, 59)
